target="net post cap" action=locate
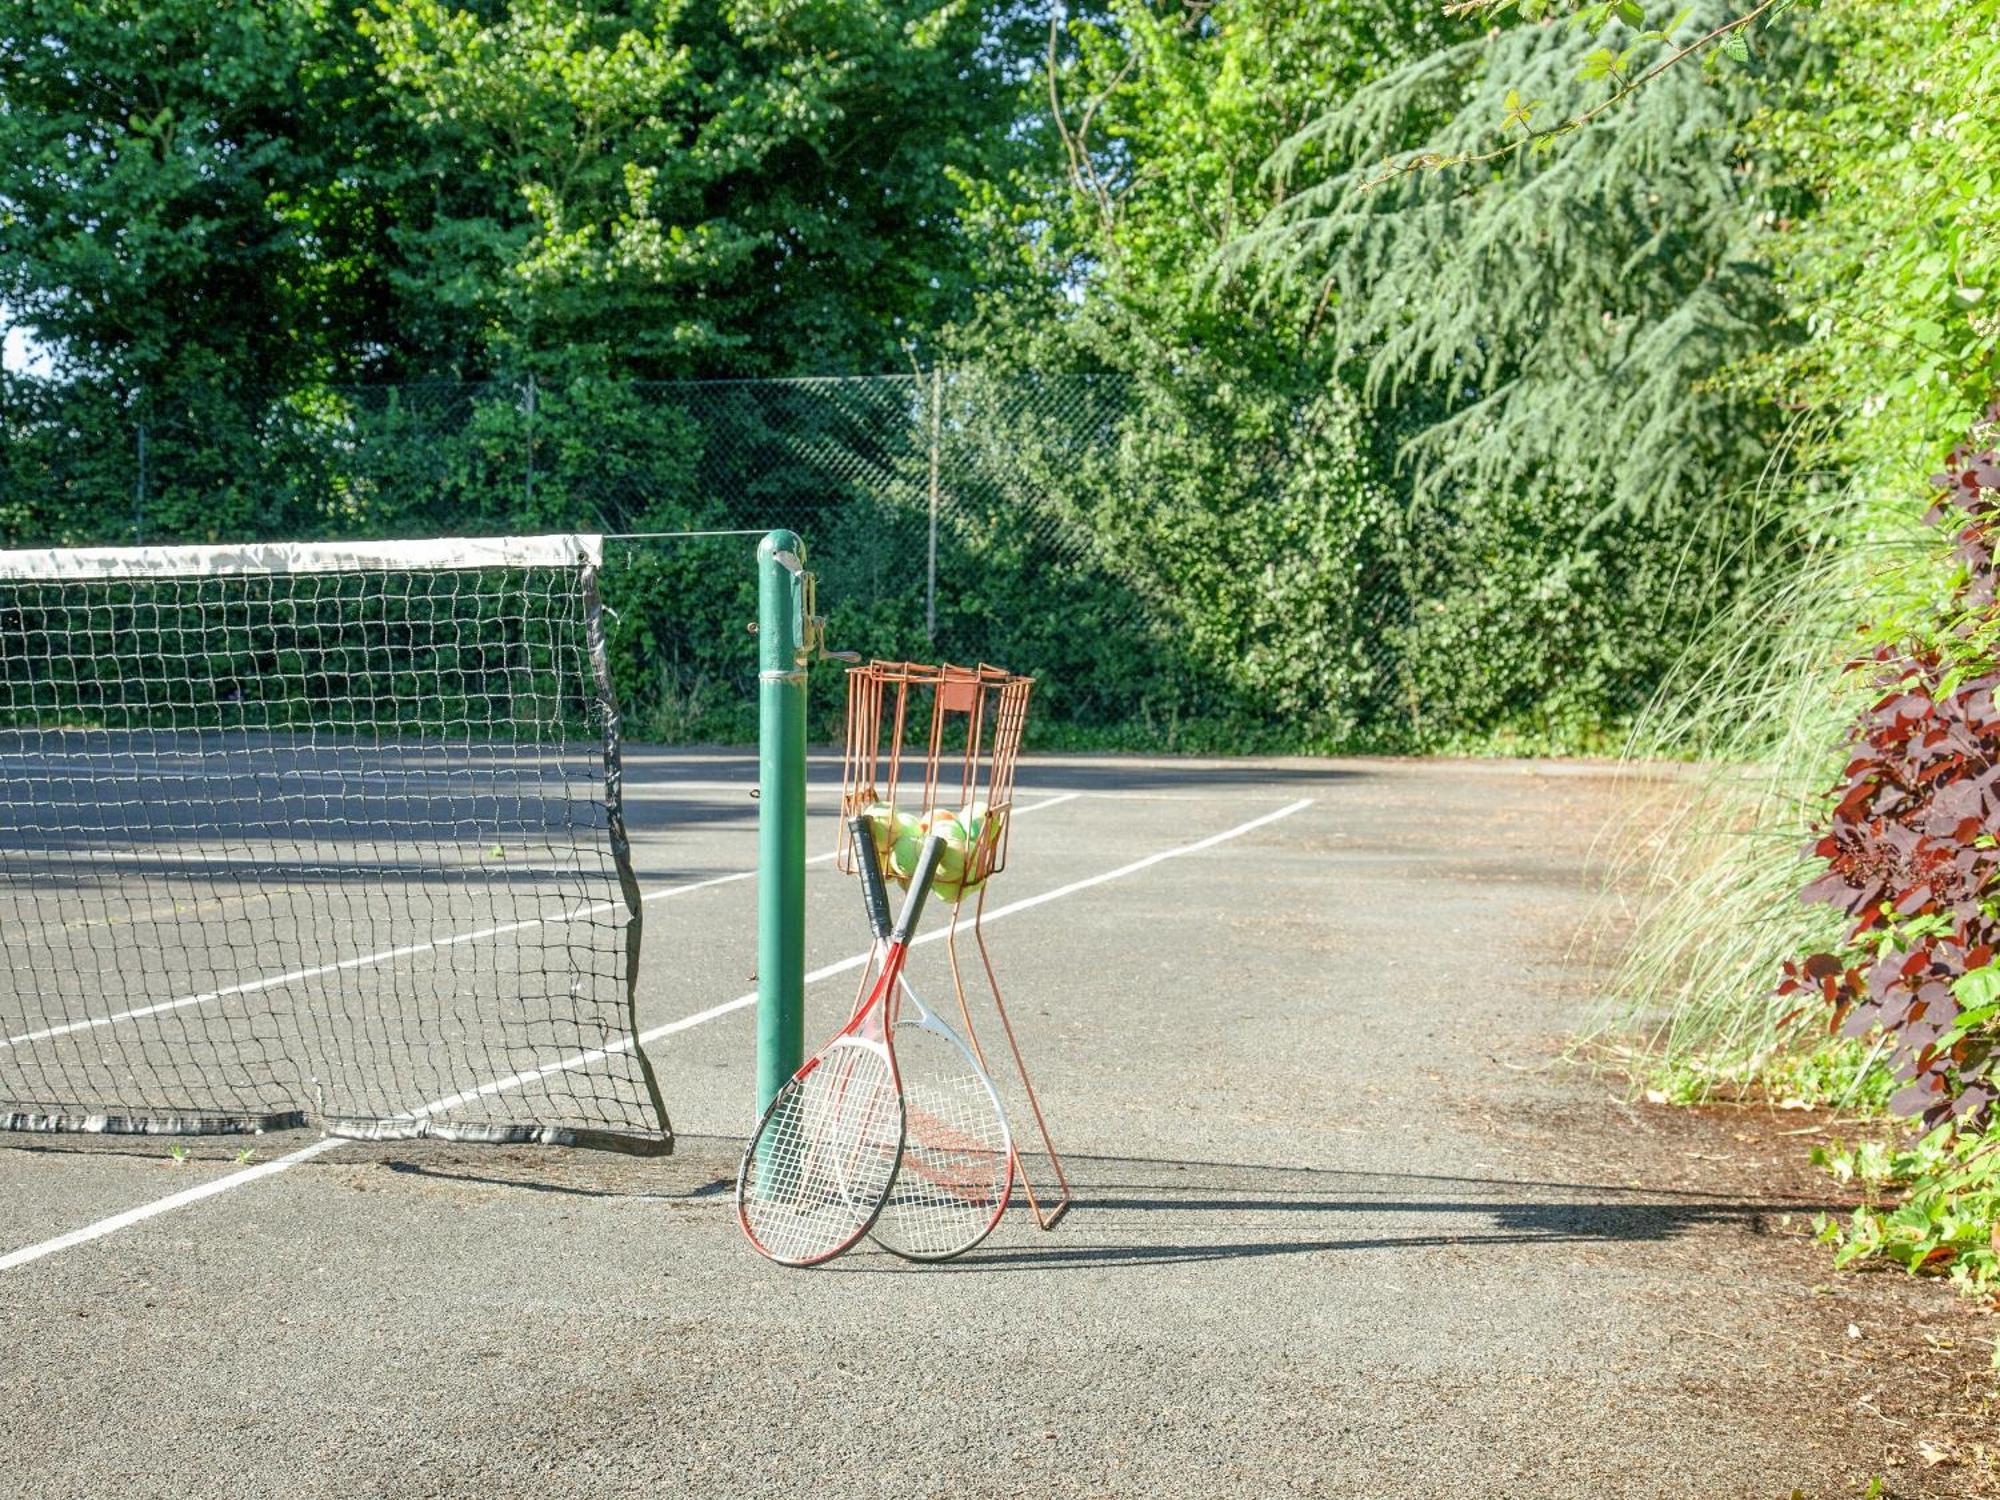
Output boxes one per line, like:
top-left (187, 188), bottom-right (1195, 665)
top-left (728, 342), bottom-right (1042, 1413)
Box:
top-left (756, 529), bottom-right (805, 568)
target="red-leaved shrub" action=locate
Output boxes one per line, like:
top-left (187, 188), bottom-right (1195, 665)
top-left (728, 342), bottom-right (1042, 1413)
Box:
top-left (1780, 408), bottom-right (2000, 1127)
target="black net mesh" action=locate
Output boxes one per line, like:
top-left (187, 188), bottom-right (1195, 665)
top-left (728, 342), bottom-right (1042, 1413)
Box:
top-left (0, 538), bottom-right (671, 1153)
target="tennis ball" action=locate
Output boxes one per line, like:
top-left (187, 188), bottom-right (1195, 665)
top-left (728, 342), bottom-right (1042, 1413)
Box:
top-left (858, 801), bottom-right (898, 856)
top-left (960, 805), bottom-right (1005, 893)
top-left (930, 815), bottom-right (970, 888)
top-left (889, 828), bottom-right (923, 886)
top-left (956, 803), bottom-right (987, 853)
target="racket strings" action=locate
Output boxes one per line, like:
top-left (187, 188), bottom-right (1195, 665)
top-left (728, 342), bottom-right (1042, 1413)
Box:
top-left (902, 1091), bottom-right (1005, 1188)
top-left (740, 1043), bottom-right (902, 1265)
top-left (873, 1026), bottom-right (1011, 1259)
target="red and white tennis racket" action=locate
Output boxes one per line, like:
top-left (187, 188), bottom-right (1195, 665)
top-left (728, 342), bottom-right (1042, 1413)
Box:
top-left (736, 829), bottom-right (947, 1267)
top-left (847, 814), bottom-right (1013, 1263)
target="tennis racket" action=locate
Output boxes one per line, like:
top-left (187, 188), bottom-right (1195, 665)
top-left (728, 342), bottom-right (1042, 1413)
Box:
top-left (735, 829), bottom-right (947, 1267)
top-left (849, 814), bottom-right (1014, 1263)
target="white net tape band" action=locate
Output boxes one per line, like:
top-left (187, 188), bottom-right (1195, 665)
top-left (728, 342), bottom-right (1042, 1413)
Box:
top-left (0, 533), bottom-right (604, 582)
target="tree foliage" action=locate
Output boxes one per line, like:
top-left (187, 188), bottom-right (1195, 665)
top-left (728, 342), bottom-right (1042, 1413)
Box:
top-left (980, 0), bottom-right (1791, 745)
top-left (0, 0), bottom-right (1034, 393)
top-left (1223, 0), bottom-right (1802, 524)
top-left (0, 0), bottom-right (1866, 755)
top-left (0, 0), bottom-right (399, 391)
top-left (1749, 0), bottom-right (2000, 474)
top-left (360, 0), bottom-right (1034, 376)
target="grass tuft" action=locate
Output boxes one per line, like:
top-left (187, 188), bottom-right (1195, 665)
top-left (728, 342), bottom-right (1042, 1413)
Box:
top-left (1586, 452), bottom-right (1950, 1091)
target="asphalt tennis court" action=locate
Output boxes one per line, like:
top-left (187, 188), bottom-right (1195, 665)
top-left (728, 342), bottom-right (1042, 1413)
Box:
top-left (0, 752), bottom-right (1855, 1497)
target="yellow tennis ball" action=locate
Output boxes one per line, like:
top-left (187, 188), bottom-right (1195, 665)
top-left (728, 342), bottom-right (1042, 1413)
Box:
top-left (957, 803), bottom-right (988, 855)
top-left (859, 801), bottom-right (898, 856)
top-left (931, 816), bottom-right (969, 887)
top-left (959, 805), bottom-right (1004, 894)
top-left (889, 829), bottom-right (923, 885)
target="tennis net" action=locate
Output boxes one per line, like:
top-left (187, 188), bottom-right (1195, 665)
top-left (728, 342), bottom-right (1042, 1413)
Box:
top-left (0, 534), bottom-right (672, 1154)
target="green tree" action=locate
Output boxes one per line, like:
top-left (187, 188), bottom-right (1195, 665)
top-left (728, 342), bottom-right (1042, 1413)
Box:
top-left (0, 0), bottom-right (403, 391)
top-left (1225, 0), bottom-right (1803, 523)
top-left (948, 4), bottom-right (1436, 744)
top-left (0, 0), bottom-right (411, 540)
top-left (956, 0), bottom-right (1780, 747)
top-left (1751, 0), bottom-right (2000, 472)
top-left (962, 2), bottom-right (1446, 374)
top-left (362, 0), bottom-right (1039, 377)
top-left (0, 0), bottom-right (1042, 544)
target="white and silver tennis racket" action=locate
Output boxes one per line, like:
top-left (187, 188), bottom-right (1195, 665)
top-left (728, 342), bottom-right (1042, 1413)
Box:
top-left (850, 814), bottom-right (1013, 1262)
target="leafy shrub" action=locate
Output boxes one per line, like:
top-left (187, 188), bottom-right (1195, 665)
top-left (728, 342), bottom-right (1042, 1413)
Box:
top-left (1639, 1035), bottom-right (1898, 1113)
top-left (1811, 1127), bottom-right (2000, 1293)
top-left (1781, 409), bottom-right (2000, 1128)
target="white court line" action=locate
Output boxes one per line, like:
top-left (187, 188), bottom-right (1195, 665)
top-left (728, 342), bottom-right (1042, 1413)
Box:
top-left (0, 794), bottom-right (1309, 1272)
top-left (0, 1138), bottom-right (349, 1272)
top-left (1, 795), bottom-right (1081, 1052)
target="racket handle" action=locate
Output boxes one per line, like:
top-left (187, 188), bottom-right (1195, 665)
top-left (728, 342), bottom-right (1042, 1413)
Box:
top-left (849, 814), bottom-right (894, 941)
top-left (891, 833), bottom-right (948, 943)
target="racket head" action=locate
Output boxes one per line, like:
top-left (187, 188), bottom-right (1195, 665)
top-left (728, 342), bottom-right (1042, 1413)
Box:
top-left (737, 1035), bottom-right (906, 1267)
top-left (735, 830), bottom-right (945, 1267)
top-left (869, 978), bottom-right (1014, 1263)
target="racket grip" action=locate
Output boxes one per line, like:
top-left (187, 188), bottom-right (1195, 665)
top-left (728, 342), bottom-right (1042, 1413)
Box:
top-left (891, 833), bottom-right (948, 942)
top-left (849, 814), bottom-right (894, 941)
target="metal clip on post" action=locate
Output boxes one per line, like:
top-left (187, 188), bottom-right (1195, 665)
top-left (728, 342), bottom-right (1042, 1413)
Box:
top-left (798, 566), bottom-right (860, 666)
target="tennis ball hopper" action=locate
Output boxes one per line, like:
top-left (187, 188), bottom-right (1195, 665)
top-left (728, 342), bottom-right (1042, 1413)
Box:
top-left (834, 660), bottom-right (1072, 1240)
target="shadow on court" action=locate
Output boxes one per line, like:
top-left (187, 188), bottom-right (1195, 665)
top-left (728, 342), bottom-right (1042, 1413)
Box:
top-left (275, 1137), bottom-right (1832, 1274)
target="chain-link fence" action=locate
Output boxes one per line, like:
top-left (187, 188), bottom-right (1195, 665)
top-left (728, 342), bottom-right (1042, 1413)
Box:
top-left (0, 368), bottom-right (1723, 750)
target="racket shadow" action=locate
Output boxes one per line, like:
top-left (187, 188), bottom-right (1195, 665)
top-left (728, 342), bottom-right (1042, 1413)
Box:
top-left (818, 1150), bottom-right (1835, 1273)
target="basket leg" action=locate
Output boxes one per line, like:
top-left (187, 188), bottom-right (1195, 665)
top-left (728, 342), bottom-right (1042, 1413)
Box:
top-left (945, 890), bottom-right (1073, 1231)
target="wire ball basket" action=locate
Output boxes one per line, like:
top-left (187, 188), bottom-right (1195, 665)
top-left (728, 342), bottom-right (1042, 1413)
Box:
top-left (834, 660), bottom-right (1033, 899)
top-left (831, 656), bottom-right (1071, 1235)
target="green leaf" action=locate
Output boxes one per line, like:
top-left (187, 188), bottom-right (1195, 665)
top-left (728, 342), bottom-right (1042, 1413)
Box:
top-left (1579, 46), bottom-right (1623, 81)
top-left (1953, 966), bottom-right (2000, 1011)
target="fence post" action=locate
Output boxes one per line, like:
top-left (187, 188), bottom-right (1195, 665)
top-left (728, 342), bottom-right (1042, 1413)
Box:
top-left (523, 372), bottom-right (537, 517)
top-left (755, 529), bottom-right (809, 1117)
top-left (927, 364), bottom-right (941, 642)
top-left (134, 421), bottom-right (148, 543)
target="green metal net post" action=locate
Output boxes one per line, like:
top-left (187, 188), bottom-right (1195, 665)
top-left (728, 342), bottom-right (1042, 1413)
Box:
top-left (755, 530), bottom-right (809, 1116)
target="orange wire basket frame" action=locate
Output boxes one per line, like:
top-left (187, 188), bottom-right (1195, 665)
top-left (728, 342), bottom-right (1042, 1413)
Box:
top-left (835, 659), bottom-right (1072, 1233)
top-left (835, 661), bottom-right (1031, 888)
